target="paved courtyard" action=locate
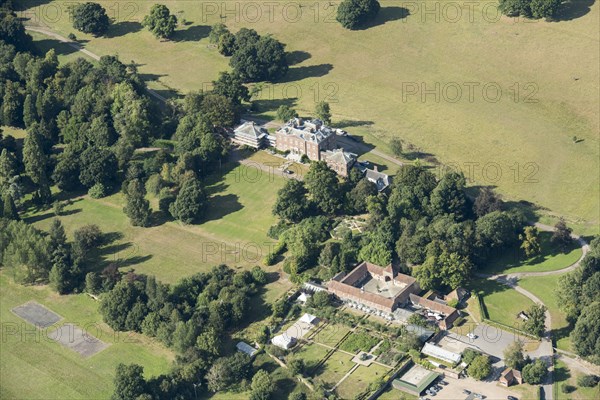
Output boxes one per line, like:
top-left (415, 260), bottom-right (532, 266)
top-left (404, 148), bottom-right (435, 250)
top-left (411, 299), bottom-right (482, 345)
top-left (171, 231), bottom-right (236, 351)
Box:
top-left (435, 375), bottom-right (521, 400)
top-left (50, 324), bottom-right (109, 357)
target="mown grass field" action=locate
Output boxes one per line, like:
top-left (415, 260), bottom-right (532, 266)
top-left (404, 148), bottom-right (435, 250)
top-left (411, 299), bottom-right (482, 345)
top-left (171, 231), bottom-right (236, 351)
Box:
top-left (518, 274), bottom-right (572, 351)
top-left (26, 159), bottom-right (286, 285)
top-left (481, 231), bottom-right (582, 275)
top-left (554, 358), bottom-right (600, 400)
top-left (0, 273), bottom-right (173, 400)
top-left (335, 363), bottom-right (390, 399)
top-left (475, 279), bottom-right (536, 328)
top-left (18, 0), bottom-right (600, 234)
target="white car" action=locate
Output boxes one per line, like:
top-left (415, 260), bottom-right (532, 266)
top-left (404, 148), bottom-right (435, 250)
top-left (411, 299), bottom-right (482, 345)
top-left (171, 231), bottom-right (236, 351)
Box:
top-left (467, 333), bottom-right (477, 339)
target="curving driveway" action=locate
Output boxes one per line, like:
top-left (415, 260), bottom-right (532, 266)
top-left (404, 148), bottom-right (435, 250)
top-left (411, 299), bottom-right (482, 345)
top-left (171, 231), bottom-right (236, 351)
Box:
top-left (476, 224), bottom-right (590, 400)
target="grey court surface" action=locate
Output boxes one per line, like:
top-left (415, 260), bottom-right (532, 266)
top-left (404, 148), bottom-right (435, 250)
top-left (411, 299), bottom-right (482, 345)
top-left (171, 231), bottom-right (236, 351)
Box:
top-left (50, 324), bottom-right (109, 357)
top-left (11, 301), bottom-right (62, 328)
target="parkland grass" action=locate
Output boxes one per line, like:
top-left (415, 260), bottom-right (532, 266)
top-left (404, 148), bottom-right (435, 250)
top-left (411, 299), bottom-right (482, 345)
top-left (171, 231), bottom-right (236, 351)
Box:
top-left (27, 159), bottom-right (285, 285)
top-left (19, 1), bottom-right (600, 233)
top-left (481, 231), bottom-right (582, 275)
top-left (335, 363), bottom-right (391, 399)
top-left (475, 279), bottom-right (536, 328)
top-left (518, 274), bottom-right (573, 351)
top-left (0, 273), bottom-right (173, 400)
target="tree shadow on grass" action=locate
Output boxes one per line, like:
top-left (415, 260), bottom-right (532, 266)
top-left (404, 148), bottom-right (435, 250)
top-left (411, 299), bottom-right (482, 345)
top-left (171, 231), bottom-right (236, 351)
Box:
top-left (287, 50), bottom-right (311, 66)
top-left (139, 72), bottom-right (168, 82)
top-left (105, 21), bottom-right (143, 38)
top-left (277, 64), bottom-right (333, 83)
top-left (251, 97), bottom-right (297, 115)
top-left (331, 120), bottom-right (374, 129)
top-left (553, 0), bottom-right (595, 21)
top-left (204, 193), bottom-right (243, 222)
top-left (33, 39), bottom-right (79, 57)
top-left (24, 208), bottom-right (82, 224)
top-left (553, 361), bottom-right (571, 382)
top-left (172, 25), bottom-right (211, 42)
top-left (358, 7), bottom-right (411, 30)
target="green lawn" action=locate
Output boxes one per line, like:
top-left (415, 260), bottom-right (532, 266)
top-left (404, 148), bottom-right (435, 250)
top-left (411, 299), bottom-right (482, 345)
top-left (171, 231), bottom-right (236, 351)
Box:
top-left (475, 279), bottom-right (535, 328)
top-left (335, 363), bottom-right (390, 399)
top-left (26, 159), bottom-right (285, 285)
top-left (312, 323), bottom-right (352, 347)
top-left (554, 358), bottom-right (600, 400)
top-left (18, 1), bottom-right (600, 233)
top-left (313, 351), bottom-right (354, 389)
top-left (518, 275), bottom-right (573, 351)
top-left (0, 273), bottom-right (173, 400)
top-left (482, 232), bottom-right (582, 275)
top-left (377, 385), bottom-right (417, 400)
top-left (295, 342), bottom-right (329, 371)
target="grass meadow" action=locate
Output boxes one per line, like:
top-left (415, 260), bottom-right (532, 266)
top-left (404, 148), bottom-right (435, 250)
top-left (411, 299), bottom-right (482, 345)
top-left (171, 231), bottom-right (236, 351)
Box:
top-left (475, 279), bottom-right (536, 328)
top-left (518, 274), bottom-right (572, 351)
top-left (17, 0), bottom-right (600, 234)
top-left (481, 231), bottom-right (582, 275)
top-left (0, 273), bottom-right (173, 399)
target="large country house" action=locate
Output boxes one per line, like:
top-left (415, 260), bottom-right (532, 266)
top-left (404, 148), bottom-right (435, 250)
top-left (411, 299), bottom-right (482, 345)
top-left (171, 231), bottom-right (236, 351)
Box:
top-left (275, 118), bottom-right (337, 161)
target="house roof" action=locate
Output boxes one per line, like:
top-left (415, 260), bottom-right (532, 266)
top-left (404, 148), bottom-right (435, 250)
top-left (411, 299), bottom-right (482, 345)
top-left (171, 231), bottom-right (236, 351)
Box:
top-left (422, 343), bottom-right (461, 364)
top-left (272, 334), bottom-right (296, 348)
top-left (365, 168), bottom-right (391, 191)
top-left (446, 287), bottom-right (468, 302)
top-left (234, 121), bottom-right (267, 139)
top-left (299, 313), bottom-right (318, 324)
top-left (500, 368), bottom-right (522, 382)
top-left (297, 292), bottom-right (311, 303)
top-left (236, 341), bottom-right (258, 357)
top-left (323, 149), bottom-right (356, 165)
top-left (277, 118), bottom-right (334, 144)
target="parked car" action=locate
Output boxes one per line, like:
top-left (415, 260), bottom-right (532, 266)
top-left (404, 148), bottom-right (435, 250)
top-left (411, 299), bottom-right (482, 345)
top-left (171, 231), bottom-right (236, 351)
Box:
top-left (283, 169), bottom-right (293, 174)
top-left (463, 390), bottom-right (471, 395)
top-left (467, 333), bottom-right (477, 339)
top-left (440, 381), bottom-right (448, 386)
top-left (507, 396), bottom-right (518, 400)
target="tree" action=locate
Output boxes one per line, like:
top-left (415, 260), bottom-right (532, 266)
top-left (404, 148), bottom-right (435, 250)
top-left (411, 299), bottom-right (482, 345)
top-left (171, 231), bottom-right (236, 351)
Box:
top-left (390, 137), bottom-right (403, 157)
top-left (571, 302), bottom-right (600, 363)
top-left (314, 101), bottom-right (331, 125)
top-left (276, 105), bottom-right (297, 122)
top-left (473, 187), bottom-right (502, 217)
top-left (2, 220), bottom-right (51, 284)
top-left (100, 280), bottom-right (146, 331)
top-left (467, 355), bottom-right (491, 380)
top-left (273, 179), bottom-right (311, 222)
top-left (2, 192), bottom-right (19, 220)
top-left (86, 271), bottom-right (102, 294)
top-left (499, 0), bottom-right (532, 17)
top-left (72, 2), bottom-right (110, 36)
top-left (79, 146), bottom-right (118, 188)
top-left (415, 251), bottom-right (472, 291)
top-left (209, 23), bottom-right (229, 44)
top-left (552, 218), bottom-right (573, 252)
top-left (206, 353), bottom-right (251, 392)
top-left (522, 359), bottom-right (547, 384)
top-left (287, 357), bottom-right (306, 376)
top-left (304, 161), bottom-right (343, 215)
top-left (336, 0), bottom-right (381, 30)
top-left (0, 149), bottom-right (17, 187)
top-left (169, 176), bottom-right (206, 224)
top-left (523, 304), bottom-right (547, 338)
top-left (530, 0), bottom-right (561, 19)
top-left (519, 226), bottom-right (542, 258)
top-left (230, 33), bottom-right (288, 82)
top-left (504, 341), bottom-right (526, 370)
top-left (212, 71), bottom-right (250, 105)
top-left (430, 171), bottom-right (468, 219)
top-left (142, 4), bottom-right (177, 39)
top-left (112, 363), bottom-right (147, 400)
top-left (218, 31), bottom-right (236, 56)
top-left (348, 178), bottom-right (377, 213)
top-left (250, 370), bottom-right (275, 400)
top-left (123, 179), bottom-right (151, 227)
top-left (577, 374), bottom-right (600, 388)
top-left (201, 93), bottom-right (236, 127)
top-left (1, 80), bottom-right (23, 127)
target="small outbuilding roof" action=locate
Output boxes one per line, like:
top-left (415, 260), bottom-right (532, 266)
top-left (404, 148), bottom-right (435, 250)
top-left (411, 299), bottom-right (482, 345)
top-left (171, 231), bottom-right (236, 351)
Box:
top-left (236, 341), bottom-right (258, 357)
top-left (299, 313), bottom-right (318, 325)
top-left (421, 342), bottom-right (461, 364)
top-left (271, 334), bottom-right (296, 349)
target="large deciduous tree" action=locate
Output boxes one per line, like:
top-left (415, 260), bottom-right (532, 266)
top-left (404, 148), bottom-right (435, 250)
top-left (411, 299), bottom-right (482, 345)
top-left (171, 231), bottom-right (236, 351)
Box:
top-left (169, 176), bottom-right (206, 224)
top-left (142, 4), bottom-right (177, 39)
top-left (272, 179), bottom-right (311, 223)
top-left (304, 161), bottom-right (343, 215)
top-left (336, 0), bottom-right (381, 30)
top-left (72, 2), bottom-right (110, 36)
